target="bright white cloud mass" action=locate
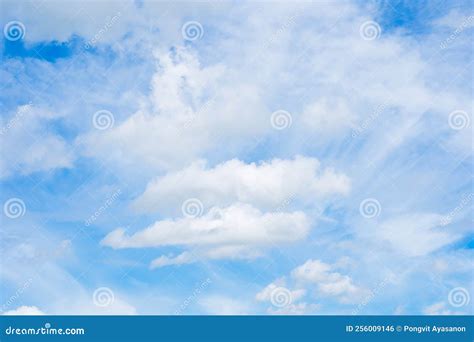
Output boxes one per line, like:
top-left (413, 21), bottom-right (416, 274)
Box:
top-left (103, 204), bottom-right (309, 248)
top-left (0, 0), bottom-right (472, 316)
top-left (132, 156), bottom-right (350, 214)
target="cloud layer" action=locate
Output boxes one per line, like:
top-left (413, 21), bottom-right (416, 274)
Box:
top-left (1, 0), bottom-right (472, 316)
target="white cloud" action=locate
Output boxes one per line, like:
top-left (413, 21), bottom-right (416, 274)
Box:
top-left (133, 156), bottom-right (350, 215)
top-left (0, 105), bottom-right (74, 179)
top-left (291, 259), bottom-right (334, 283)
top-left (256, 258), bottom-right (369, 314)
top-left (255, 279), bottom-right (318, 315)
top-left (150, 245), bottom-right (264, 269)
top-left (150, 252), bottom-right (194, 269)
top-left (103, 203), bottom-right (310, 265)
top-left (300, 98), bottom-right (355, 134)
top-left (61, 0), bottom-right (470, 178)
top-left (373, 213), bottom-right (461, 257)
top-left (79, 47), bottom-right (270, 172)
top-left (103, 204), bottom-right (309, 248)
top-left (3, 306), bottom-right (44, 315)
top-left (256, 282), bottom-right (306, 303)
top-left (291, 259), bottom-right (369, 304)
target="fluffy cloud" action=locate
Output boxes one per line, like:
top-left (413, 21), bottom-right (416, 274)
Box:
top-left (102, 203), bottom-right (309, 266)
top-left (256, 282), bottom-right (306, 303)
top-left (79, 47), bottom-right (270, 172)
top-left (255, 281), bottom-right (314, 314)
top-left (292, 259), bottom-right (369, 304)
top-left (257, 259), bottom-right (369, 314)
top-left (3, 306), bottom-right (44, 315)
top-left (133, 156), bottom-right (350, 215)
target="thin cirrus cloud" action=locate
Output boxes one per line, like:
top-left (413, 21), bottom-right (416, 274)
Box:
top-left (372, 213), bottom-right (462, 257)
top-left (0, 104), bottom-right (74, 179)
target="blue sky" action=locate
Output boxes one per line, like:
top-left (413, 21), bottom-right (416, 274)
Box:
top-left (0, 0), bottom-right (473, 315)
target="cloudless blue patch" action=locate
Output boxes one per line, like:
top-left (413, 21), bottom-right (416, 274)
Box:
top-left (3, 39), bottom-right (71, 61)
top-left (1, 35), bottom-right (97, 62)
top-left (371, 0), bottom-right (471, 35)
top-left (462, 236), bottom-right (474, 250)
